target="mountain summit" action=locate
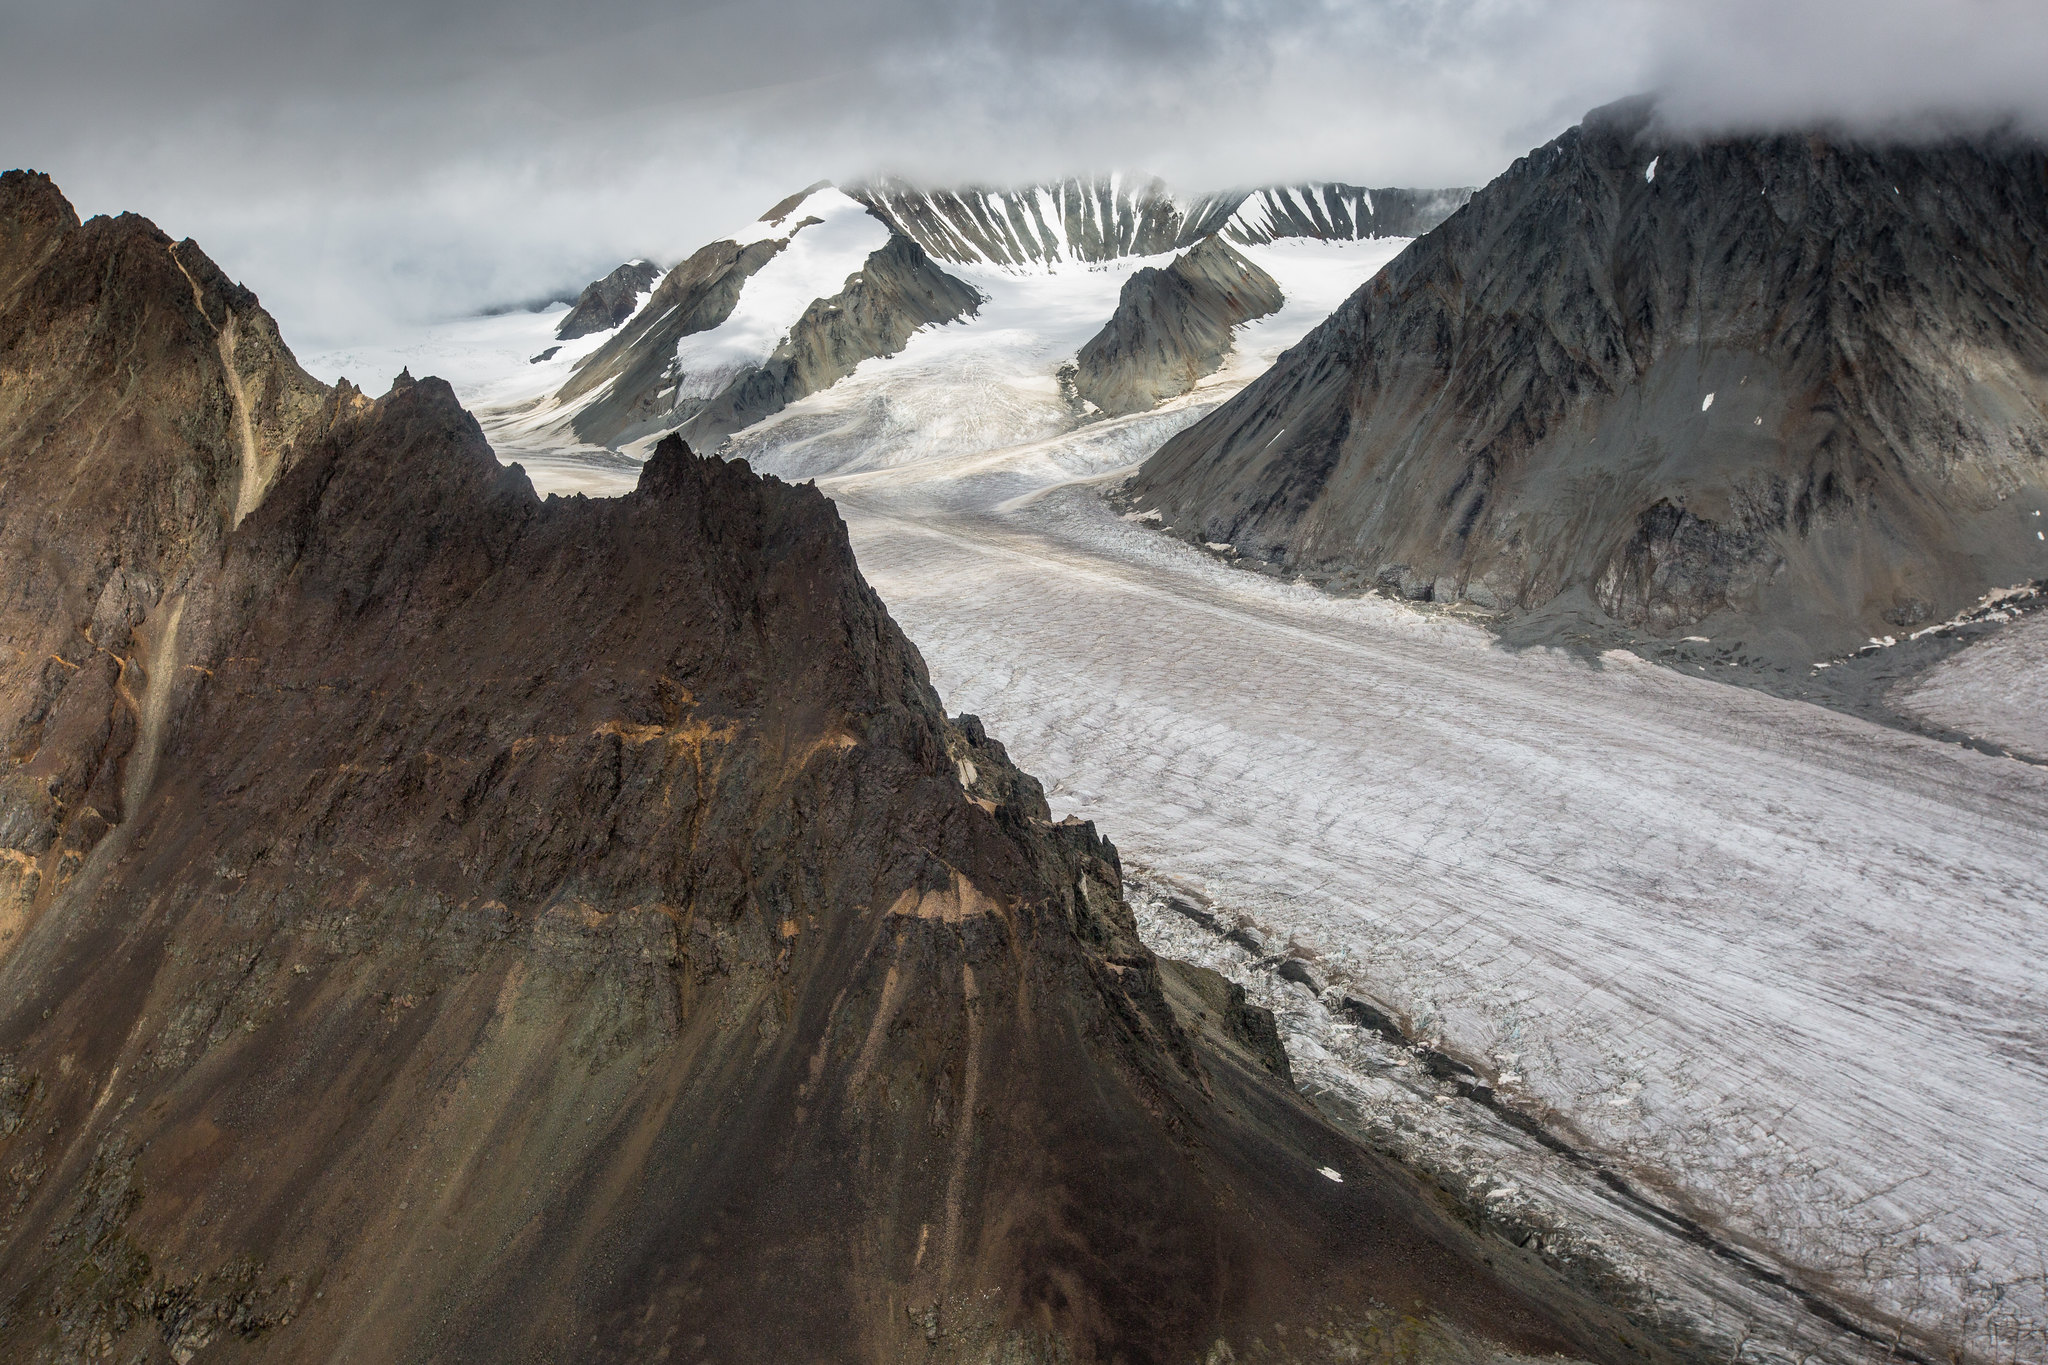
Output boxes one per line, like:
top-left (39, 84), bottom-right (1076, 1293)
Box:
top-left (1124, 98), bottom-right (2048, 655)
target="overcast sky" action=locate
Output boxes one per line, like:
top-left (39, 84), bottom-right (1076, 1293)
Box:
top-left (5, 0), bottom-right (2044, 347)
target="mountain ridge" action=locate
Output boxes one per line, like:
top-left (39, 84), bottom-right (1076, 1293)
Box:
top-left (1122, 99), bottom-right (2048, 657)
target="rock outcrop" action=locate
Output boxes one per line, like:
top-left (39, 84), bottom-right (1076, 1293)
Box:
top-left (0, 168), bottom-right (348, 955)
top-left (0, 174), bottom-right (1659, 1363)
top-left (554, 259), bottom-right (662, 340)
top-left (1074, 235), bottom-right (1284, 416)
top-left (1125, 99), bottom-right (2048, 654)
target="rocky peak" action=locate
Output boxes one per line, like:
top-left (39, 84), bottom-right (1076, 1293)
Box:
top-left (1127, 102), bottom-right (2048, 654)
top-left (554, 258), bottom-right (663, 341)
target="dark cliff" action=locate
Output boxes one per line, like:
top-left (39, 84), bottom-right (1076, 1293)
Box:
top-left (1126, 100), bottom-right (2048, 654)
top-left (0, 174), bottom-right (1660, 1363)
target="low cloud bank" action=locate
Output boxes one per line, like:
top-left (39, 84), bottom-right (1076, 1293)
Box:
top-left (3, 0), bottom-right (2037, 343)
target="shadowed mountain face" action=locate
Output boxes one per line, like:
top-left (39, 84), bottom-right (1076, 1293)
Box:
top-left (1074, 236), bottom-right (1284, 416)
top-left (1126, 100), bottom-right (2048, 655)
top-left (552, 232), bottom-right (790, 443)
top-left (555, 259), bottom-right (662, 341)
top-left (0, 174), bottom-right (1660, 1363)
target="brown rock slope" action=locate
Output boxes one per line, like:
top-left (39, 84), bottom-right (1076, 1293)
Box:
top-left (0, 173), bottom-right (1664, 1363)
top-left (1074, 236), bottom-right (1284, 417)
top-left (1126, 98), bottom-right (2048, 657)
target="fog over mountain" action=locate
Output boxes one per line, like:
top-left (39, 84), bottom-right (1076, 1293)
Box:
top-left (3, 0), bottom-right (2043, 347)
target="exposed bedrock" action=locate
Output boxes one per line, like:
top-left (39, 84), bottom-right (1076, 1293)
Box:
top-left (670, 231), bottom-right (982, 450)
top-left (565, 230), bottom-right (978, 452)
top-left (554, 258), bottom-right (662, 340)
top-left (1074, 234), bottom-right (1284, 416)
top-left (1127, 98), bottom-right (2048, 655)
top-left (851, 174), bottom-right (1241, 267)
top-left (0, 176), bottom-right (1665, 1363)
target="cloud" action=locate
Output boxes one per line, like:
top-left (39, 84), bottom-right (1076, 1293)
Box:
top-left (1, 0), bottom-right (2039, 346)
top-left (1650, 0), bottom-right (2048, 135)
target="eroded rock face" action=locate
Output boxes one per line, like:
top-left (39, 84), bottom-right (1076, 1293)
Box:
top-left (1074, 235), bottom-right (1284, 416)
top-left (0, 178), bottom-right (1659, 1364)
top-left (554, 259), bottom-right (662, 341)
top-left (1219, 183), bottom-right (1474, 246)
top-left (560, 229), bottom-right (978, 452)
top-left (557, 234), bottom-right (789, 446)
top-left (1127, 99), bottom-right (2048, 653)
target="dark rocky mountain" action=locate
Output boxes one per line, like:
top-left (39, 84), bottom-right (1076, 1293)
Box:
top-left (0, 172), bottom-right (1662, 1362)
top-left (1074, 236), bottom-right (1284, 416)
top-left (551, 232), bottom-right (789, 443)
top-left (851, 176), bottom-right (1471, 269)
top-left (554, 258), bottom-right (662, 340)
top-left (1125, 99), bottom-right (2048, 657)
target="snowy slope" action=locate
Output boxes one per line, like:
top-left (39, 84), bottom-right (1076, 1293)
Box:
top-left (710, 237), bottom-right (1416, 489)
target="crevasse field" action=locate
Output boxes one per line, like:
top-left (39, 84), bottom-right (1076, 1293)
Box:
top-left (306, 227), bottom-right (2048, 1365)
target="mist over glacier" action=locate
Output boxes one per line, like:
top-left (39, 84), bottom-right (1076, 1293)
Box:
top-left (6, 0), bottom-right (2046, 346)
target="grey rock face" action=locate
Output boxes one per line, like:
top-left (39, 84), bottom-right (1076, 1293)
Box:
top-left (1127, 98), bottom-right (2048, 654)
top-left (554, 259), bottom-right (661, 340)
top-left (1074, 236), bottom-right (1283, 416)
top-left (671, 232), bottom-right (982, 449)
